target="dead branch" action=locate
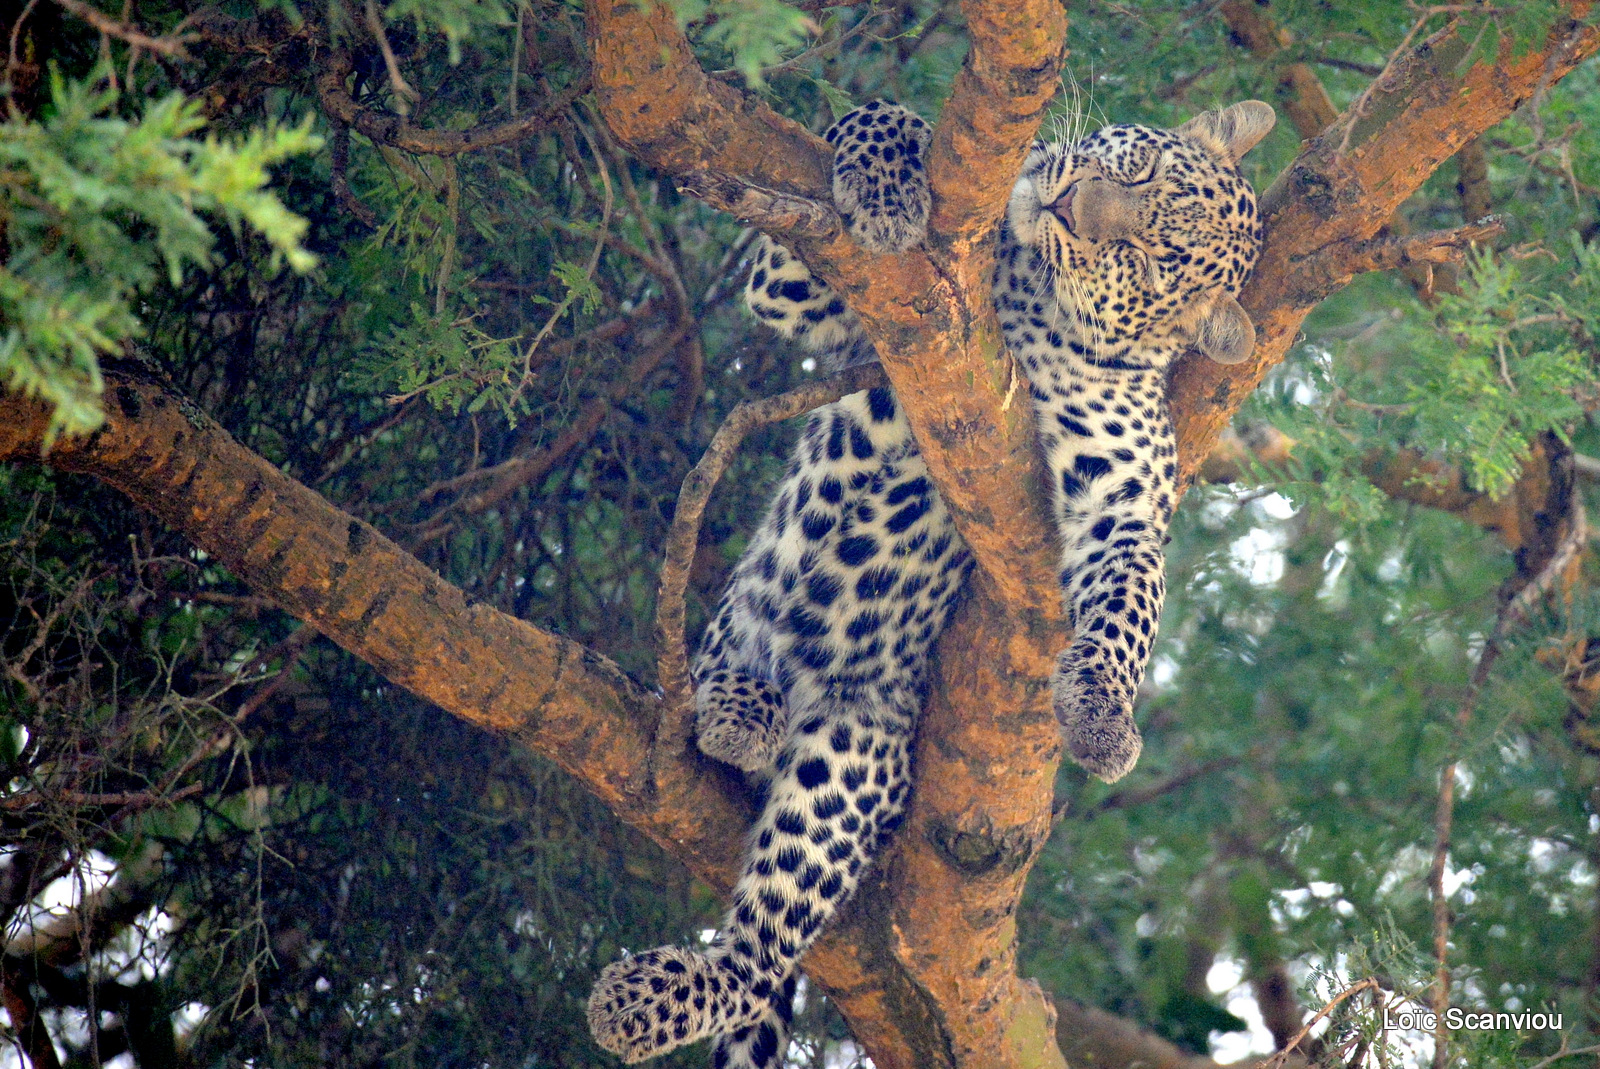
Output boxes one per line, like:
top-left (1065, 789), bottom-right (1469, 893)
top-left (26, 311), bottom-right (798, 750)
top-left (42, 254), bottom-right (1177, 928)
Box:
top-left (652, 364), bottom-right (888, 729)
top-left (674, 171), bottom-right (841, 240)
top-left (314, 47), bottom-right (588, 157)
top-left (50, 0), bottom-right (193, 59)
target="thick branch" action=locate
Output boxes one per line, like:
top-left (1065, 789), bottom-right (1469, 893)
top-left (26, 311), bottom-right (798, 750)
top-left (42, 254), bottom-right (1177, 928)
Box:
top-left (0, 371), bottom-right (752, 889)
top-left (926, 0), bottom-right (1068, 243)
top-left (588, 4), bottom-right (1073, 1067)
top-left (1279, 218), bottom-right (1505, 307)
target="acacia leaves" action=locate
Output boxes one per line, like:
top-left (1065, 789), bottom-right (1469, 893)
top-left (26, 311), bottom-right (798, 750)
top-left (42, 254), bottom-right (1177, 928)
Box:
top-left (1255, 239), bottom-right (1600, 510)
top-left (0, 70), bottom-right (318, 443)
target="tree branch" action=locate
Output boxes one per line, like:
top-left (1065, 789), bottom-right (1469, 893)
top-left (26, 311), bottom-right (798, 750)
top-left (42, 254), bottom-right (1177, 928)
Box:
top-left (1218, 0), bottom-right (1339, 140)
top-left (1171, 9), bottom-right (1600, 492)
top-left (313, 46), bottom-right (588, 157)
top-left (50, 0), bottom-right (194, 59)
top-left (0, 370), bottom-right (753, 887)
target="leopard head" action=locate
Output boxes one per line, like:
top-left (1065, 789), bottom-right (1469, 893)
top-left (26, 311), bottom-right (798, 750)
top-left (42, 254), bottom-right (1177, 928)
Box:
top-left (1004, 101), bottom-right (1275, 365)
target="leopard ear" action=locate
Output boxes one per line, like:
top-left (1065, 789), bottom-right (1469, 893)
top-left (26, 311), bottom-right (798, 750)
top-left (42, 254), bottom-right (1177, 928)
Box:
top-left (1196, 294), bottom-right (1256, 365)
top-left (1176, 101), bottom-right (1276, 164)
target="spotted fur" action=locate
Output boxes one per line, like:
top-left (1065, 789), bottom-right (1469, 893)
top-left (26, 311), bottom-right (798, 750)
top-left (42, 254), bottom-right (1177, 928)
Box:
top-left (588, 98), bottom-right (1275, 1067)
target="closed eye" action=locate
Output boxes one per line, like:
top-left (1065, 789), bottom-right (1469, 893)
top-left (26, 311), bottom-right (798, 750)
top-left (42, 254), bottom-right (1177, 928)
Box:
top-left (1128, 150), bottom-right (1161, 185)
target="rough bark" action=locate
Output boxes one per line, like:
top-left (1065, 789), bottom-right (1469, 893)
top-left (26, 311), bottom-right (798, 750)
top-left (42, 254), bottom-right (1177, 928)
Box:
top-left (4, 4), bottom-right (1599, 1068)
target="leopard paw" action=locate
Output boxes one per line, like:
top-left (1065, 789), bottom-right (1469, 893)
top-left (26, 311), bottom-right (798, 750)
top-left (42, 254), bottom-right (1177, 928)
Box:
top-left (696, 671), bottom-right (788, 773)
top-left (587, 947), bottom-right (731, 1063)
top-left (1051, 655), bottom-right (1143, 783)
top-left (826, 100), bottom-right (931, 254)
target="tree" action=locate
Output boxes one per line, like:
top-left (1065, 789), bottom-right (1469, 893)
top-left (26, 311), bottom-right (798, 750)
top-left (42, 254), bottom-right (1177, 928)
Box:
top-left (2, 1), bottom-right (1600, 1066)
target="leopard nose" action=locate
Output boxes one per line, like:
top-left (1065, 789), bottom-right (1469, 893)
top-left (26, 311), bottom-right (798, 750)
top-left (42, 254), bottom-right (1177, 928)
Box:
top-left (1047, 182), bottom-right (1078, 233)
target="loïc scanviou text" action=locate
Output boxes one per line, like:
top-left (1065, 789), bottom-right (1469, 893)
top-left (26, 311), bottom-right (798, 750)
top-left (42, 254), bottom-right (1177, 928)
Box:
top-left (1384, 1008), bottom-right (1563, 1032)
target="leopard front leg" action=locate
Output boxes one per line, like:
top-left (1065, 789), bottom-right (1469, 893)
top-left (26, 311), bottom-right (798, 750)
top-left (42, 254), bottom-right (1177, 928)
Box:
top-left (1053, 528), bottom-right (1165, 782)
top-left (824, 99), bottom-right (931, 254)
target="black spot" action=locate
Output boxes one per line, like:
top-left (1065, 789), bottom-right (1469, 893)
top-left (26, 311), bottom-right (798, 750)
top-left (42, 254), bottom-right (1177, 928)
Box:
top-left (838, 535), bottom-right (878, 567)
top-left (855, 566), bottom-right (898, 600)
top-left (801, 511), bottom-right (836, 541)
top-left (796, 757), bottom-right (831, 789)
top-left (1074, 454), bottom-right (1113, 481)
top-left (786, 605), bottom-right (828, 638)
top-left (868, 387), bottom-right (896, 421)
top-left (775, 809), bottom-right (807, 835)
top-left (885, 498), bottom-right (928, 534)
top-left (813, 793), bottom-right (847, 819)
top-left (826, 416), bottom-right (846, 460)
top-left (845, 611), bottom-right (882, 639)
top-left (794, 641), bottom-right (835, 670)
top-left (885, 476), bottom-right (929, 506)
top-left (1107, 477), bottom-right (1145, 504)
top-left (819, 476), bottom-right (844, 504)
top-left (1090, 516), bottom-right (1116, 540)
top-left (806, 571), bottom-right (842, 608)
top-left (850, 425), bottom-right (875, 459)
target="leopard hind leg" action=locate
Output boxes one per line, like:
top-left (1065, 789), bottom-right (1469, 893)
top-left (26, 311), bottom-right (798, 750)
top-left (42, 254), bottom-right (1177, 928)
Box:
top-left (696, 669), bottom-right (788, 774)
top-left (710, 974), bottom-right (797, 1069)
top-left (587, 694), bottom-right (914, 1062)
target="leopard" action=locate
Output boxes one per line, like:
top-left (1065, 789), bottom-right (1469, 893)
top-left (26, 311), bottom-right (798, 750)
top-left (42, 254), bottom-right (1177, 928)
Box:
top-left (588, 96), bottom-right (1276, 1068)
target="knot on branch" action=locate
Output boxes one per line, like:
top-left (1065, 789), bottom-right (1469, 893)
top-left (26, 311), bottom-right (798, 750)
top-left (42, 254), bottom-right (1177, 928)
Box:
top-left (926, 812), bottom-right (1041, 878)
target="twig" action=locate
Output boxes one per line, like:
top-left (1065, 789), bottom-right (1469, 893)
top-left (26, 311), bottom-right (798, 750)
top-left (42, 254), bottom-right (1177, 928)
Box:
top-left (1283, 218), bottom-right (1506, 305)
top-left (1089, 754), bottom-right (1242, 816)
top-left (1265, 978), bottom-right (1378, 1069)
top-left (0, 782), bottom-right (202, 811)
top-left (364, 0), bottom-right (419, 115)
top-left (675, 171), bottom-right (841, 240)
top-left (7, 0), bottom-right (40, 82)
top-left (513, 119), bottom-right (614, 396)
top-left (315, 48), bottom-right (588, 156)
top-left (49, 0), bottom-right (193, 59)
top-left (1525, 1041), bottom-right (1600, 1069)
top-left (328, 121), bottom-right (378, 228)
top-left (651, 362), bottom-right (887, 741)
